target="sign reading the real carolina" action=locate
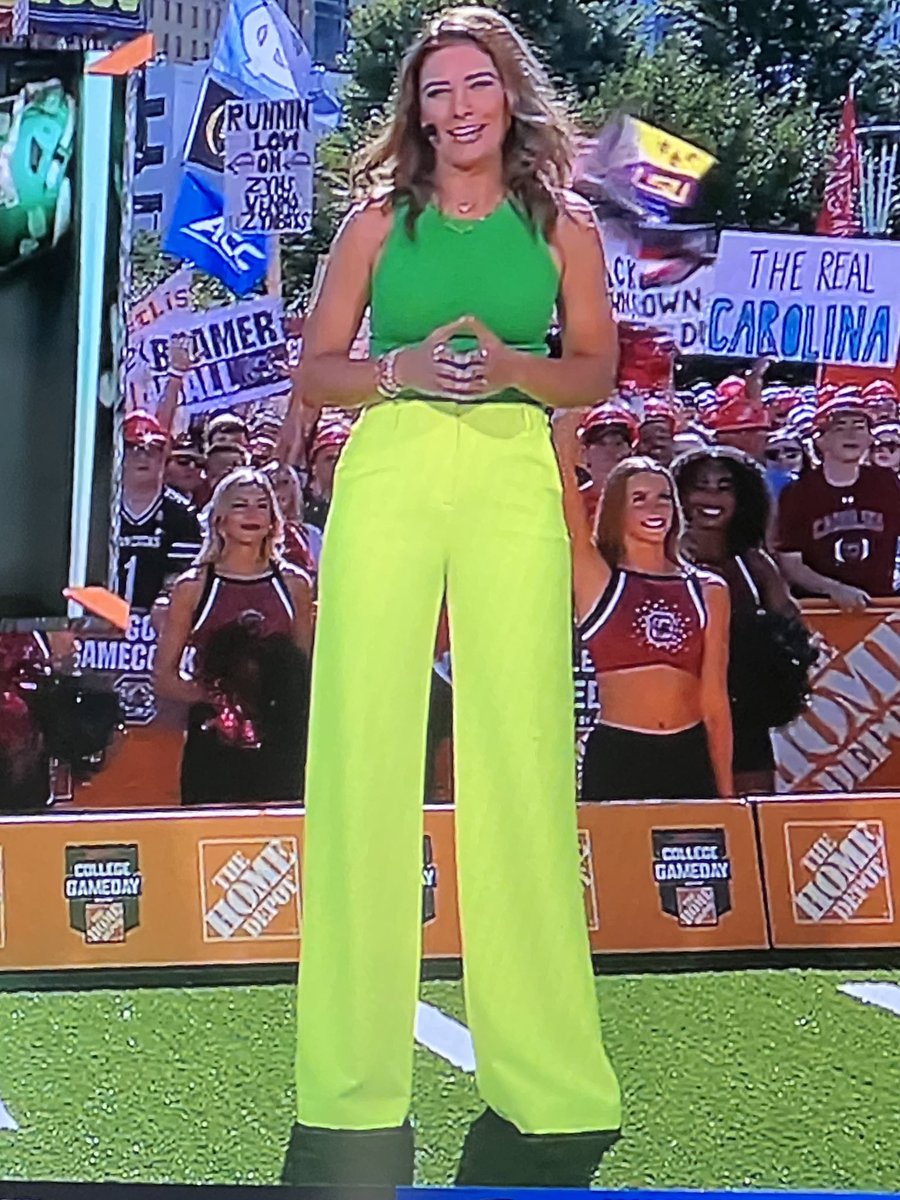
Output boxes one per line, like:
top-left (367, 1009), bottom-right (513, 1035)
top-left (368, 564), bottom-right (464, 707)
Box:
top-left (224, 99), bottom-right (313, 235)
top-left (708, 231), bottom-right (900, 366)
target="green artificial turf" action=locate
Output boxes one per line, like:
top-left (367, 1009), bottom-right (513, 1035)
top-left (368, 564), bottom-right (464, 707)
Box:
top-left (0, 970), bottom-right (898, 1189)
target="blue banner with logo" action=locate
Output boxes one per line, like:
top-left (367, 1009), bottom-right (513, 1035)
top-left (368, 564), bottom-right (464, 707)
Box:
top-left (162, 170), bottom-right (267, 296)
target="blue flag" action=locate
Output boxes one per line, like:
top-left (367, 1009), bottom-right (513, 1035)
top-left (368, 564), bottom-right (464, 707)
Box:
top-left (163, 171), bottom-right (267, 296)
top-left (211, 0), bottom-right (312, 101)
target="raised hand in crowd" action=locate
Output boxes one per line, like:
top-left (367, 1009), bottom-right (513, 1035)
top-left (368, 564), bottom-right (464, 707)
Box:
top-left (744, 356), bottom-right (774, 405)
top-left (157, 334), bottom-right (194, 436)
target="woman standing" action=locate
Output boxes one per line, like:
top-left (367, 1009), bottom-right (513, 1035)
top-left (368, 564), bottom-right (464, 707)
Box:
top-left (674, 447), bottom-right (809, 795)
top-left (285, 6), bottom-right (621, 1189)
top-left (154, 467), bottom-right (312, 805)
top-left (553, 411), bottom-right (733, 802)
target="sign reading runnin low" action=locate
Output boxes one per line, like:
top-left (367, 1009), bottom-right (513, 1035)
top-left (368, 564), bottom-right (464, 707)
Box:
top-left (708, 231), bottom-right (900, 366)
top-left (224, 99), bottom-right (313, 235)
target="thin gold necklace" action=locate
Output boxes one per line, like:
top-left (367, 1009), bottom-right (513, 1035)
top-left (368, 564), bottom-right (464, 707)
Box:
top-left (433, 194), bottom-right (506, 229)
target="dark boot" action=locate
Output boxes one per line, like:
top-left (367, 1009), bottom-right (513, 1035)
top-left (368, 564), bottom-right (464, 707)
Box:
top-left (455, 1108), bottom-right (621, 1188)
top-left (280, 1119), bottom-right (415, 1187)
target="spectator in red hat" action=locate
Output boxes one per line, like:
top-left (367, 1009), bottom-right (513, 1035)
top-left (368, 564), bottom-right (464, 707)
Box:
top-left (863, 379), bottom-right (899, 425)
top-left (305, 420), bottom-right (351, 531)
top-left (707, 380), bottom-right (770, 463)
top-left (636, 399), bottom-right (676, 467)
top-left (118, 410), bottom-right (202, 611)
top-left (577, 404), bottom-right (639, 525)
top-left (776, 397), bottom-right (900, 609)
top-left (250, 434), bottom-right (279, 468)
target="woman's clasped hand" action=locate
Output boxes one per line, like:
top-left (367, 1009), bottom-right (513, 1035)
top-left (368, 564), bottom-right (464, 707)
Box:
top-left (394, 314), bottom-right (520, 401)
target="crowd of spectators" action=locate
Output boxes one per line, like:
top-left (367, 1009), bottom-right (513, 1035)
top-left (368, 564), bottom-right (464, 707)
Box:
top-left (576, 372), bottom-right (900, 611)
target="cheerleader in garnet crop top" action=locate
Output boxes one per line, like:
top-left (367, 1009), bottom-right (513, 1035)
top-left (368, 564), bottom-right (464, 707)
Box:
top-left (553, 411), bottom-right (734, 801)
top-left (153, 467), bottom-right (313, 807)
top-left (579, 570), bottom-right (708, 679)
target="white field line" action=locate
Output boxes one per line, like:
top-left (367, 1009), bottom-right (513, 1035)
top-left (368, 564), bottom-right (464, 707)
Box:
top-left (839, 980), bottom-right (900, 1018)
top-left (0, 1094), bottom-right (18, 1131)
top-left (415, 1001), bottom-right (475, 1072)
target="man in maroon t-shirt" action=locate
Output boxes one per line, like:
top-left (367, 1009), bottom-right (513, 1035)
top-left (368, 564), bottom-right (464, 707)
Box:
top-left (776, 399), bottom-right (900, 610)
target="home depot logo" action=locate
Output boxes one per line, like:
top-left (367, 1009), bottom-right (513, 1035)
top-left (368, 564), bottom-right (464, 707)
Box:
top-left (0, 847), bottom-right (5, 949)
top-left (786, 820), bottom-right (893, 924)
top-left (200, 837), bottom-right (301, 941)
top-left (579, 829), bottom-right (600, 931)
top-left (774, 613), bottom-right (900, 792)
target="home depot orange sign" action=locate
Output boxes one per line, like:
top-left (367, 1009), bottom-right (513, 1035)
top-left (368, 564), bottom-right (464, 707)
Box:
top-left (774, 603), bottom-right (900, 793)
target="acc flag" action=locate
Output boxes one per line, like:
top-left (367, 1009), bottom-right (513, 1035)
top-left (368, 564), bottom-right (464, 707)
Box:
top-left (163, 171), bottom-right (267, 296)
top-left (816, 90), bottom-right (860, 237)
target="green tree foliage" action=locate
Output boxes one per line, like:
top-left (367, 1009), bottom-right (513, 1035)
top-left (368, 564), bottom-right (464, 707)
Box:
top-left (660, 0), bottom-right (887, 111)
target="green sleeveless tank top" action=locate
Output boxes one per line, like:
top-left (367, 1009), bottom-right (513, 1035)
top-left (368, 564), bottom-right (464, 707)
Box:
top-left (369, 198), bottom-right (559, 404)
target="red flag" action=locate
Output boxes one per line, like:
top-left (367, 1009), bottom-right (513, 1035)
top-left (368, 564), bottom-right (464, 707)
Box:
top-left (816, 89), bottom-right (860, 236)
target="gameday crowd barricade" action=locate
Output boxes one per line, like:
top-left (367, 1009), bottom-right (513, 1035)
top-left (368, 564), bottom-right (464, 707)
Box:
top-left (1, 794), bottom-right (898, 975)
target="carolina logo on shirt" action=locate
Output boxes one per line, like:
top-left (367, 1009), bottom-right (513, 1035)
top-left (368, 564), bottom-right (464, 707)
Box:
top-left (812, 509), bottom-right (884, 539)
top-left (633, 598), bottom-right (690, 654)
top-left (834, 534), bottom-right (872, 565)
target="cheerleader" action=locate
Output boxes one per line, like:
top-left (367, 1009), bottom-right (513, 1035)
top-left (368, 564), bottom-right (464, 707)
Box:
top-left (154, 467), bottom-right (312, 806)
top-left (554, 410), bottom-right (733, 801)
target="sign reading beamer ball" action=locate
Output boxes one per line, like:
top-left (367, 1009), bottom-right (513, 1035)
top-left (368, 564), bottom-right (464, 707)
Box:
top-left (224, 98), bottom-right (313, 235)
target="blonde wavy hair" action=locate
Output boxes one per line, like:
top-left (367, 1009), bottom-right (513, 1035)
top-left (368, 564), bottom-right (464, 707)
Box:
top-left (196, 467), bottom-right (285, 567)
top-left (262, 460), bottom-right (303, 523)
top-left (354, 5), bottom-right (575, 236)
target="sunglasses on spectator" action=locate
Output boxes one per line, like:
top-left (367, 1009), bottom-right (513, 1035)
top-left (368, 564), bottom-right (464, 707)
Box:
top-left (876, 441), bottom-right (900, 453)
top-left (765, 446), bottom-right (802, 461)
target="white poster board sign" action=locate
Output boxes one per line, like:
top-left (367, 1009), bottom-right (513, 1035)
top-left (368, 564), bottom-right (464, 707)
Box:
top-left (708, 230), bottom-right (900, 366)
top-left (223, 98), bottom-right (313, 235)
top-left (599, 220), bottom-right (716, 355)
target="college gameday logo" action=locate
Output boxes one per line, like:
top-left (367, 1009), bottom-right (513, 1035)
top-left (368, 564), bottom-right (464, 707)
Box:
top-left (64, 844), bottom-right (142, 944)
top-left (786, 820), bottom-right (893, 924)
top-left (579, 829), bottom-right (600, 931)
top-left (652, 828), bottom-right (732, 927)
top-left (201, 837), bottom-right (301, 941)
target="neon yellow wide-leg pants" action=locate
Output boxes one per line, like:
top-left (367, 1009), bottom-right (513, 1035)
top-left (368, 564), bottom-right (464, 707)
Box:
top-left (295, 399), bottom-right (621, 1136)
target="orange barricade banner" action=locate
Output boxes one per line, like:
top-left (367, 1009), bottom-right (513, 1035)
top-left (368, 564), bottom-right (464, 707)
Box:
top-left (757, 795), bottom-right (900, 947)
top-left (773, 603), bottom-right (900, 794)
top-left (0, 800), bottom-right (768, 974)
top-left (0, 806), bottom-right (459, 973)
top-left (582, 801), bottom-right (768, 952)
